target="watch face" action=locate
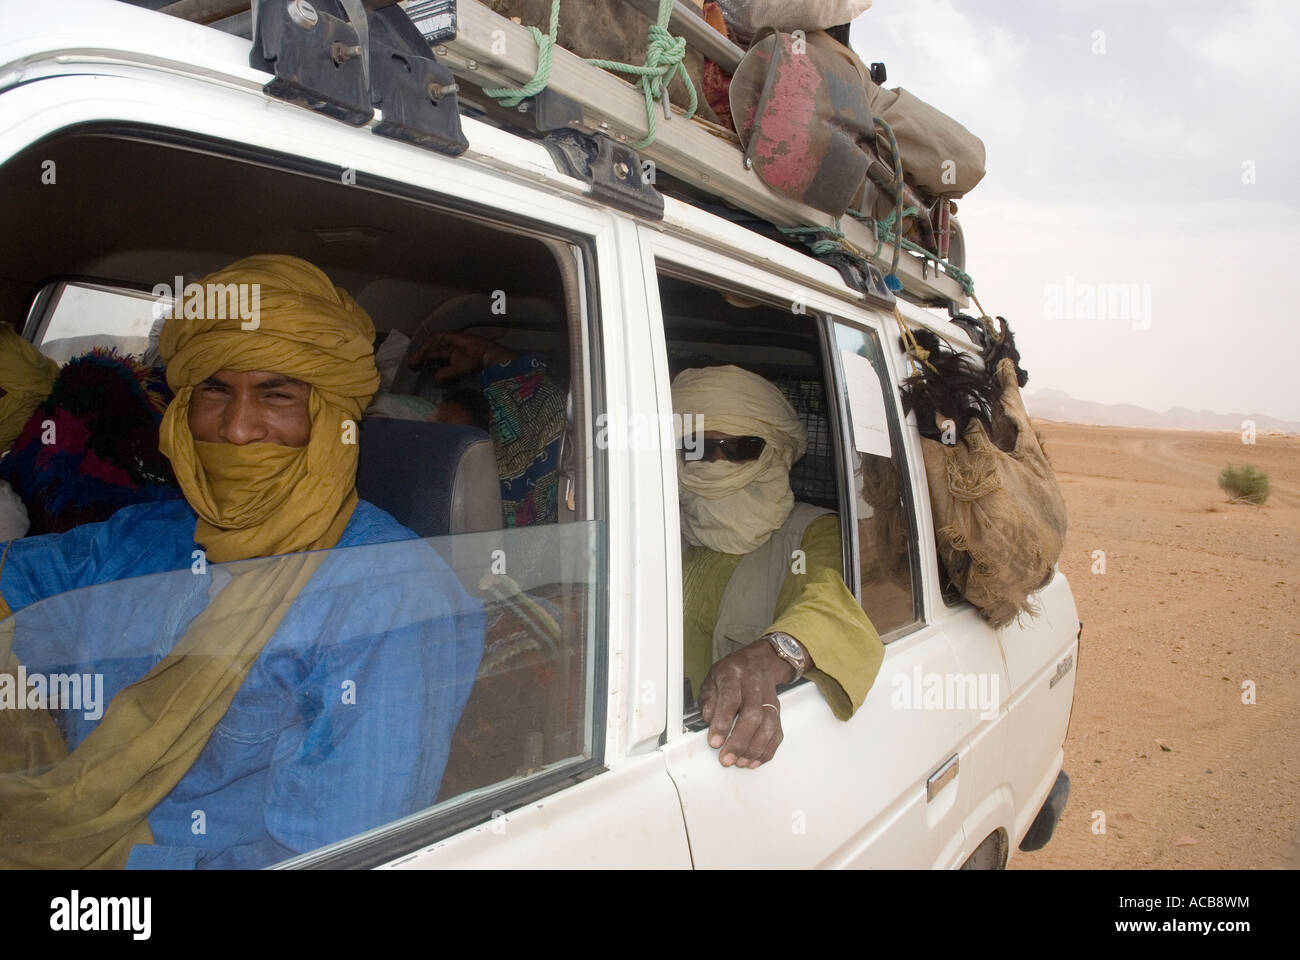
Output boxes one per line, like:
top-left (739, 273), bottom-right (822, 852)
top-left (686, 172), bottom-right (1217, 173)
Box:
top-left (772, 633), bottom-right (803, 661)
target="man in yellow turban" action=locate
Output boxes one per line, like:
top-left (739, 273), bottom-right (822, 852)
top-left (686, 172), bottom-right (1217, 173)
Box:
top-left (0, 324), bottom-right (60, 539)
top-left (0, 255), bottom-right (484, 869)
top-left (0, 324), bottom-right (58, 452)
top-left (673, 365), bottom-right (884, 770)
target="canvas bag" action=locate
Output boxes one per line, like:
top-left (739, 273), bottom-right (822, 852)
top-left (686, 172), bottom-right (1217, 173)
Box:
top-left (716, 0), bottom-right (872, 47)
top-left (865, 84), bottom-right (986, 198)
top-left (731, 29), bottom-right (986, 214)
top-left (921, 358), bottom-right (1068, 629)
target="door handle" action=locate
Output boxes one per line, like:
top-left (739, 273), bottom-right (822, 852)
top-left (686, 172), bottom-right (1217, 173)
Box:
top-left (926, 753), bottom-right (959, 802)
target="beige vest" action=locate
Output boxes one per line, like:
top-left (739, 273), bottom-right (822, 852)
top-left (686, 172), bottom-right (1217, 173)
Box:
top-left (711, 502), bottom-right (832, 663)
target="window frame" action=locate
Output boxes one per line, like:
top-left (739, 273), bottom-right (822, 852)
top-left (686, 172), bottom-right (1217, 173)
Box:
top-left (24, 279), bottom-right (165, 353)
top-left (825, 316), bottom-right (929, 642)
top-left (647, 255), bottom-right (918, 730)
top-left (2, 123), bottom-right (616, 870)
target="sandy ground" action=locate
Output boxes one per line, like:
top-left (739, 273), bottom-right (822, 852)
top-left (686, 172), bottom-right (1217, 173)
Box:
top-left (1010, 421), bottom-right (1299, 870)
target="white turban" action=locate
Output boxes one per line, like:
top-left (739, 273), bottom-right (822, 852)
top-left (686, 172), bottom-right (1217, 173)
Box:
top-left (671, 365), bottom-right (806, 554)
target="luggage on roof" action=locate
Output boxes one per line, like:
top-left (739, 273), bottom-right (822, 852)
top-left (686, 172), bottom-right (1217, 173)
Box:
top-left (713, 0), bottom-right (872, 46)
top-left (157, 0), bottom-right (975, 309)
top-left (865, 84), bottom-right (986, 199)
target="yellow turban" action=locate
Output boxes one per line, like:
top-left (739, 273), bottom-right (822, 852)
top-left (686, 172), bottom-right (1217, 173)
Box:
top-left (0, 324), bottom-right (58, 451)
top-left (158, 254), bottom-right (380, 562)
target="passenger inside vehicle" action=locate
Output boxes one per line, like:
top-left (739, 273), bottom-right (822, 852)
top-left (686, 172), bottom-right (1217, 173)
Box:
top-left (403, 328), bottom-right (565, 528)
top-left (369, 308), bottom-right (567, 528)
top-left (0, 254), bottom-right (485, 870)
top-left (672, 364), bottom-right (886, 770)
top-left (0, 348), bottom-right (180, 537)
top-left (0, 324), bottom-right (60, 538)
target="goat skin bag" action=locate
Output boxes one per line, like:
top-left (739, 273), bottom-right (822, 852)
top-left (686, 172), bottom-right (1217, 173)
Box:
top-left (730, 30), bottom-right (875, 215)
top-left (731, 28), bottom-right (985, 213)
top-left (922, 358), bottom-right (1068, 628)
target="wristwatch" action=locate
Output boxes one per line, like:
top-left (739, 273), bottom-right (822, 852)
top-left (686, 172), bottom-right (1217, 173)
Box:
top-left (762, 631), bottom-right (808, 681)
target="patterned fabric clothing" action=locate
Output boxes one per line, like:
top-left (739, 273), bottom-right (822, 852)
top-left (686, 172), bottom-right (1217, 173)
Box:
top-left (479, 355), bottom-right (565, 527)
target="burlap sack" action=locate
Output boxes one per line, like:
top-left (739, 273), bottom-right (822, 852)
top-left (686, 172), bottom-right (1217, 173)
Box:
top-left (922, 359), bottom-right (1067, 628)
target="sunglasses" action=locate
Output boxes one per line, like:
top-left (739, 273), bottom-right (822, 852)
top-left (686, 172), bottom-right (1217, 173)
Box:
top-left (685, 436), bottom-right (766, 462)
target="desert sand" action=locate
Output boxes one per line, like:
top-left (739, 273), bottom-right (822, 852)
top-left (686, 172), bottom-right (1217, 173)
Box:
top-left (1010, 421), bottom-right (1299, 869)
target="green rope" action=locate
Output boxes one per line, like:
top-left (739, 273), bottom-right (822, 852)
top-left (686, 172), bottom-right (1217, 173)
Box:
top-left (586, 0), bottom-right (697, 148)
top-left (877, 205), bottom-right (919, 231)
top-left (872, 115), bottom-right (905, 285)
top-left (845, 114), bottom-right (977, 296)
top-left (852, 202), bottom-right (919, 260)
top-left (904, 235), bottom-right (974, 294)
top-left (778, 220), bottom-right (844, 256)
top-left (482, 0), bottom-right (697, 150)
top-left (482, 0), bottom-right (561, 108)
top-left (843, 205), bottom-right (977, 297)
top-left (781, 207), bottom-right (977, 299)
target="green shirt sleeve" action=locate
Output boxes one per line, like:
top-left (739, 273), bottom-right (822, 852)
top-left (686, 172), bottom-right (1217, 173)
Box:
top-left (766, 513), bottom-right (885, 721)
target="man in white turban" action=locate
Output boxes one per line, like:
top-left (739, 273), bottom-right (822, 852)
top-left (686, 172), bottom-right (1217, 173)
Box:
top-left (673, 365), bottom-right (884, 769)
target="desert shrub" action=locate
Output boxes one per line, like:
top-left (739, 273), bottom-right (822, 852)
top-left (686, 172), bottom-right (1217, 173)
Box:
top-left (1218, 463), bottom-right (1270, 504)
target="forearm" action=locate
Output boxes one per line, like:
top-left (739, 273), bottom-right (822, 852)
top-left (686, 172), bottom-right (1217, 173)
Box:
top-left (767, 568), bottom-right (884, 720)
top-left (768, 515), bottom-right (884, 719)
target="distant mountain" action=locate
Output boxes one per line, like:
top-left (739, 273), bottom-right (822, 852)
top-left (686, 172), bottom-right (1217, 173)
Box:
top-left (1023, 389), bottom-right (1300, 435)
top-left (41, 334), bottom-right (151, 366)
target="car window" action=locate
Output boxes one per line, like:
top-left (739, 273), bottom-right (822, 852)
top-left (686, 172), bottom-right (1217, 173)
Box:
top-left (655, 270), bottom-right (855, 711)
top-left (832, 322), bottom-right (923, 637)
top-left (0, 520), bottom-right (602, 869)
top-left (0, 129), bottom-right (607, 869)
top-left (31, 282), bottom-right (166, 365)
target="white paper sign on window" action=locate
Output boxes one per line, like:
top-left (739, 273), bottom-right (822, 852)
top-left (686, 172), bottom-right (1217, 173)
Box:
top-left (839, 349), bottom-right (892, 458)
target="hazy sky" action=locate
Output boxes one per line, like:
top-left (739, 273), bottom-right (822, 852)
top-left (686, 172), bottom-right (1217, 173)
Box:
top-left (850, 0), bottom-right (1300, 421)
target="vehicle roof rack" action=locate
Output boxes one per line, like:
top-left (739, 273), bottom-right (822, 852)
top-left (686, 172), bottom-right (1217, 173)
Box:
top-left (157, 0), bottom-right (971, 310)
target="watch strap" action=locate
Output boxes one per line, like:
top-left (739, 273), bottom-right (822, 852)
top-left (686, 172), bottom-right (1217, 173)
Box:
top-left (763, 631), bottom-right (807, 680)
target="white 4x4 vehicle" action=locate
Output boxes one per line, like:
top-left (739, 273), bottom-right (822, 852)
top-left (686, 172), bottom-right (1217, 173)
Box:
top-left (0, 0), bottom-right (1078, 868)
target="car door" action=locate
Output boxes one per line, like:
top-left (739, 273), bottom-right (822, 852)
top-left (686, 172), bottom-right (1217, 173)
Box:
top-left (0, 20), bottom-right (689, 868)
top-left (640, 222), bottom-right (972, 868)
top-left (888, 303), bottom-right (1079, 855)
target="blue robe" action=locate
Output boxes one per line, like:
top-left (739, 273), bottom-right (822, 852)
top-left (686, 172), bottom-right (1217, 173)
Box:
top-left (0, 498), bottom-right (484, 869)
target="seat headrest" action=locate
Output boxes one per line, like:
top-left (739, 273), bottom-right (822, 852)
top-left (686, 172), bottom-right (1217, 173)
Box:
top-left (356, 418), bottom-right (502, 539)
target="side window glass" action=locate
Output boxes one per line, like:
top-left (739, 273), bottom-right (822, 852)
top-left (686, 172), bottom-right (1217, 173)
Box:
top-left (0, 521), bottom-right (603, 869)
top-left (0, 133), bottom-right (605, 866)
top-left (833, 322), bottom-right (922, 636)
top-left (31, 282), bottom-right (166, 364)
